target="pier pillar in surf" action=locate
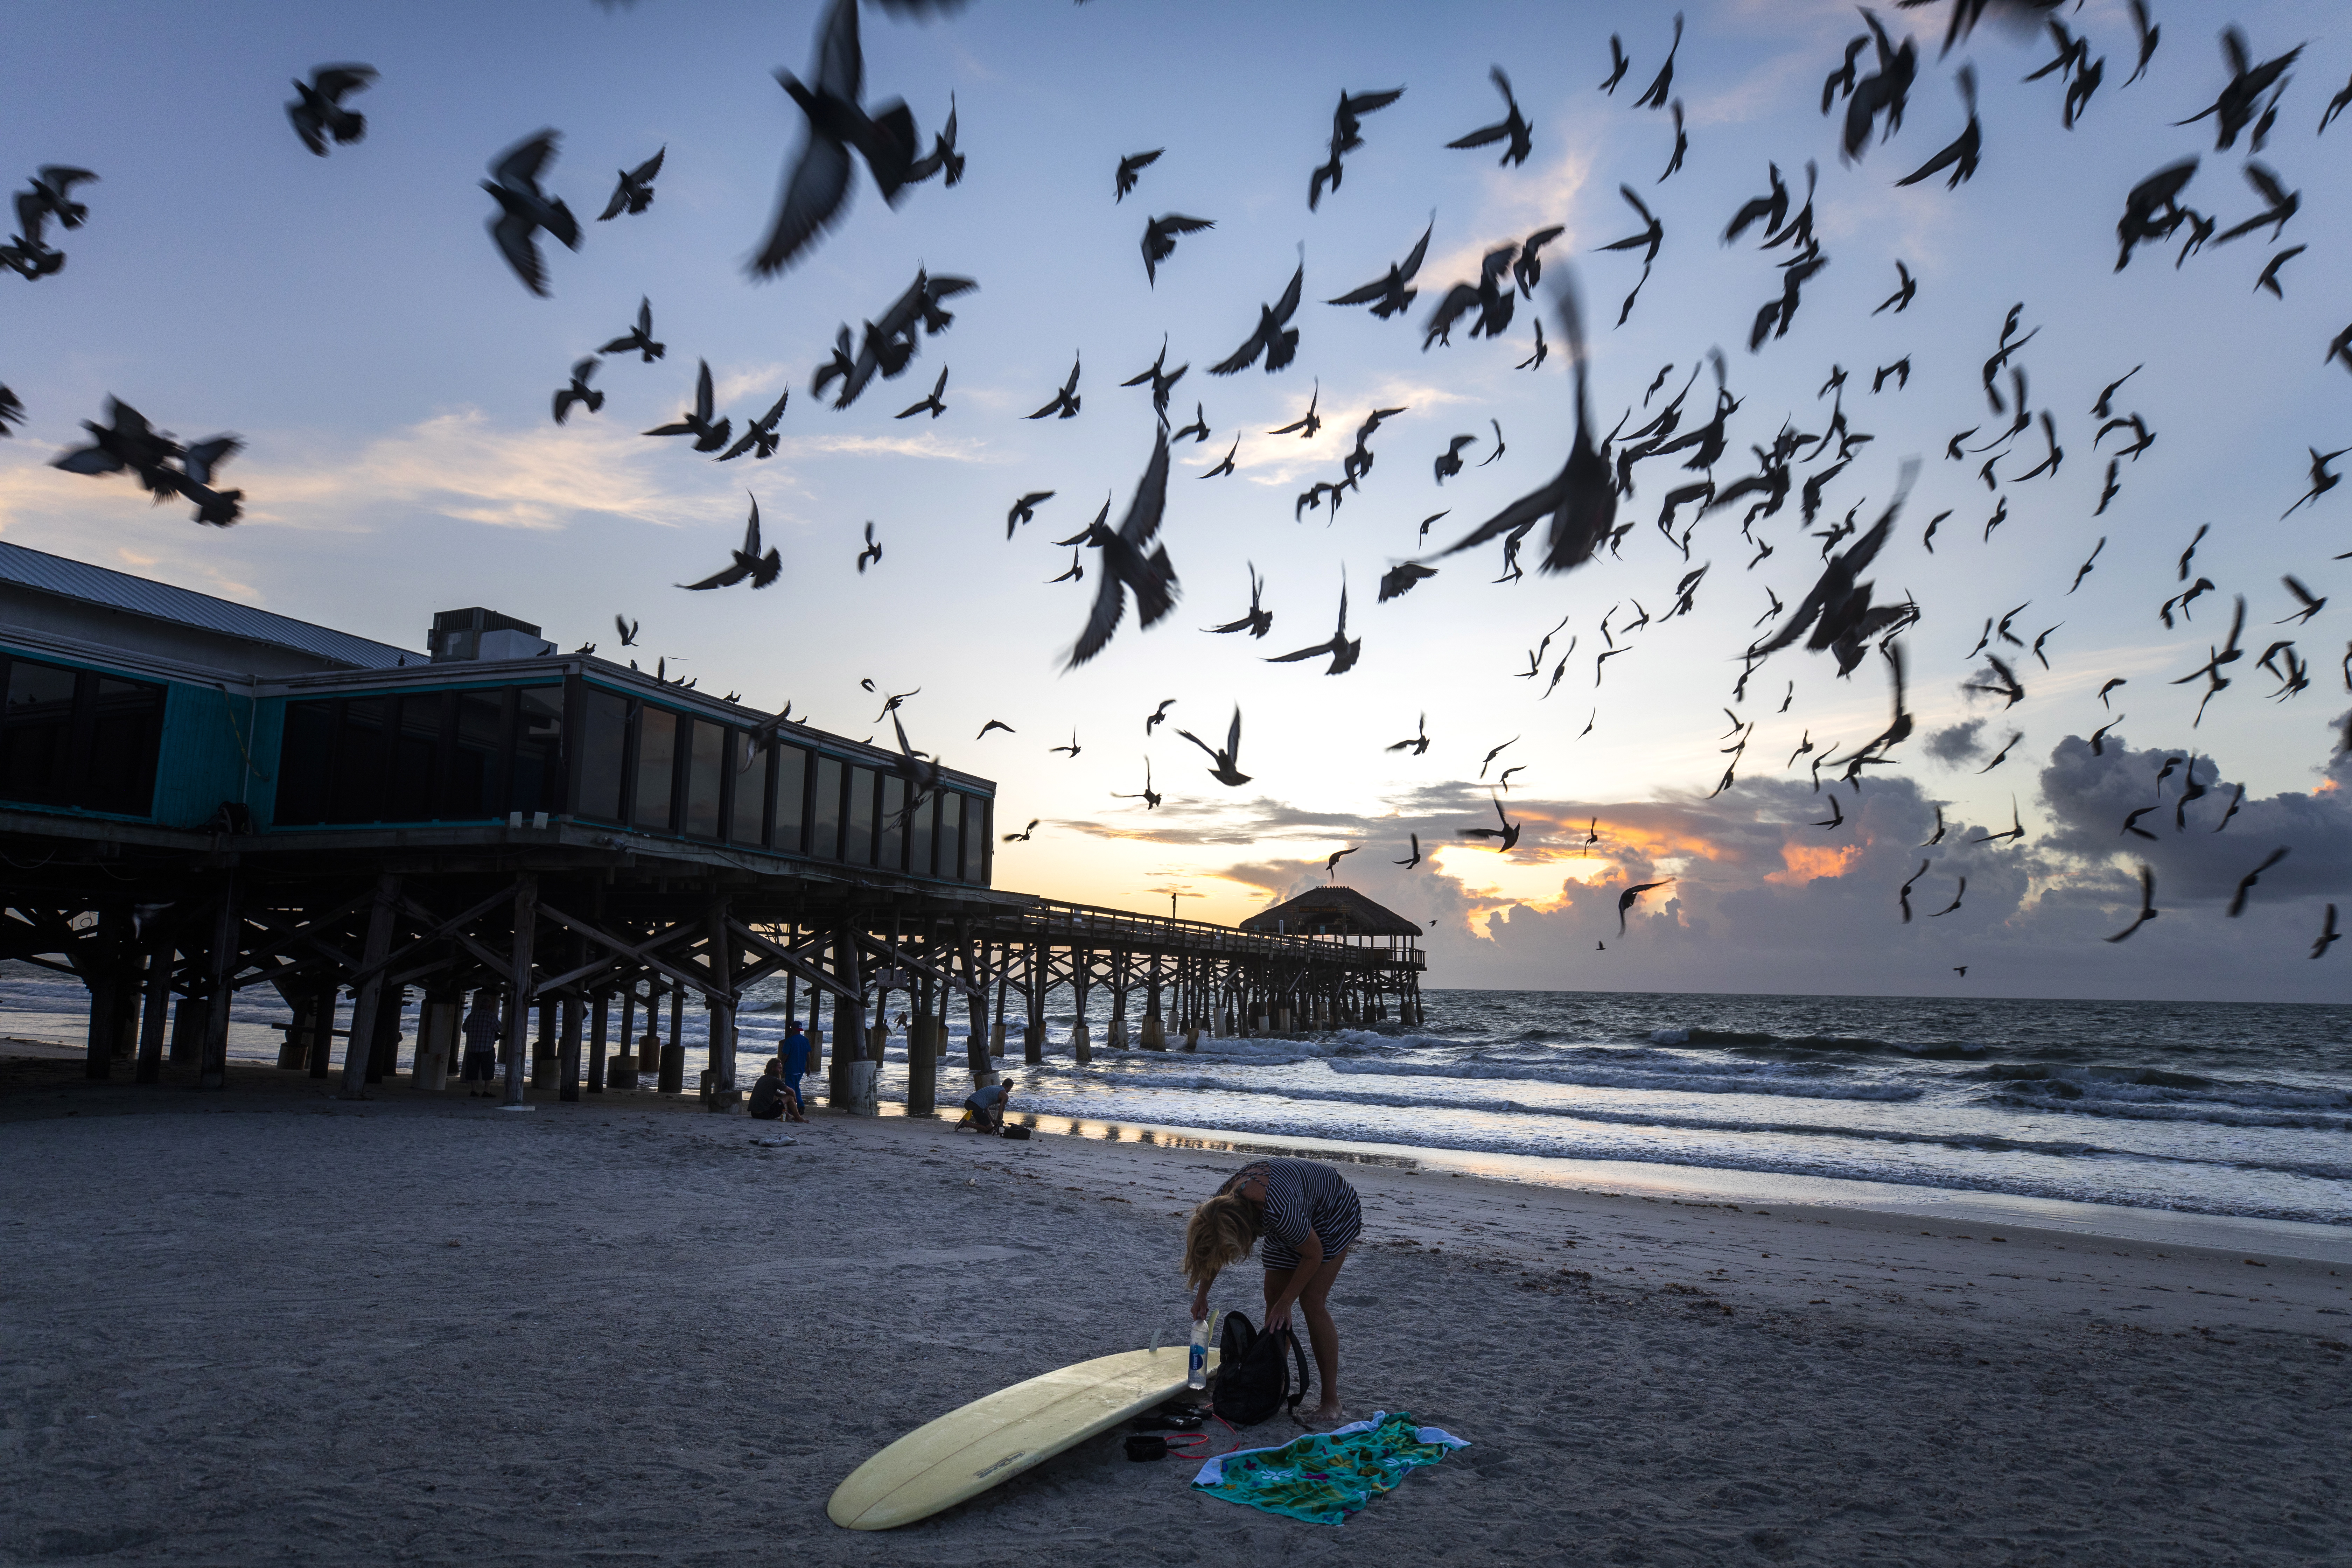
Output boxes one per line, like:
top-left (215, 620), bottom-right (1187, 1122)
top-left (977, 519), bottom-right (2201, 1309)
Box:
top-left (907, 1011), bottom-right (938, 1115)
top-left (272, 979), bottom-right (309, 1070)
top-left (337, 874), bottom-right (398, 1098)
top-left (587, 989), bottom-right (609, 1092)
top-left (706, 901), bottom-right (737, 1100)
top-left (660, 983), bottom-right (686, 1096)
top-left (304, 982), bottom-right (336, 1076)
top-left (133, 930), bottom-right (171, 1085)
top-left (1070, 954), bottom-right (1092, 1065)
top-left (414, 988), bottom-right (458, 1090)
top-left (558, 989), bottom-right (583, 1103)
top-left (833, 920), bottom-right (875, 1114)
top-left (502, 872), bottom-right (540, 1108)
top-left (196, 874), bottom-right (240, 1091)
top-left (531, 999), bottom-right (558, 1089)
top-left (79, 905), bottom-right (128, 1081)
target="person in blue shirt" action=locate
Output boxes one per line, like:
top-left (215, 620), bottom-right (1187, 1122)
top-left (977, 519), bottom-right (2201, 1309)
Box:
top-left (778, 1021), bottom-right (812, 1121)
top-left (960, 1076), bottom-right (1015, 1134)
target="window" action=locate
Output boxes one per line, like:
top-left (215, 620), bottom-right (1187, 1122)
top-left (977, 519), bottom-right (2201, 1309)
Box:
top-left (385, 692), bottom-right (443, 822)
top-left (633, 707), bottom-right (677, 832)
top-left (328, 697), bottom-right (387, 823)
top-left (448, 690), bottom-right (505, 818)
top-left (0, 656), bottom-right (164, 817)
top-left (938, 792), bottom-right (962, 882)
top-left (509, 686), bottom-right (564, 818)
top-left (846, 765), bottom-right (877, 864)
top-left (810, 755), bottom-right (842, 859)
top-left (970, 795), bottom-right (992, 883)
top-left (577, 687), bottom-right (629, 823)
top-left (730, 732), bottom-right (768, 846)
top-left (909, 786), bottom-right (934, 877)
top-left (878, 774), bottom-right (906, 870)
top-left (682, 717), bottom-right (724, 839)
top-left (772, 744), bottom-right (807, 853)
top-left (273, 700), bottom-right (335, 825)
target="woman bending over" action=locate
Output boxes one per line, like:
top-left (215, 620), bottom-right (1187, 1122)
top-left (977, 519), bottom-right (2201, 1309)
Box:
top-left (1183, 1156), bottom-right (1361, 1425)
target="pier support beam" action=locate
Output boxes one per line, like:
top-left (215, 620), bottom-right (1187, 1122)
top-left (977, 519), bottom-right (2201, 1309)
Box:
top-left (338, 874), bottom-right (398, 1100)
top-left (501, 874), bottom-right (538, 1108)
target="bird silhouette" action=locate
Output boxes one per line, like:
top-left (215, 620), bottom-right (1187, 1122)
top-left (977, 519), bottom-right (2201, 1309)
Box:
top-left (552, 358), bottom-right (603, 425)
top-left (1204, 564), bottom-right (1273, 638)
top-left (1462, 794), bottom-right (1522, 853)
top-left (1931, 878), bottom-right (1966, 917)
top-left (2226, 847), bottom-right (2290, 917)
top-left (905, 93), bottom-right (963, 187)
top-left (1119, 338), bottom-right (1189, 416)
top-left (2283, 447), bottom-right (2347, 518)
top-left (1266, 580), bottom-right (1360, 674)
top-left (1174, 706), bottom-right (1251, 786)
top-left (1449, 67), bottom-right (1533, 165)
top-left (1027, 354), bottom-right (1082, 419)
top-left (1145, 699), bottom-right (1176, 734)
top-left (1064, 425), bottom-right (1178, 669)
top-left (1111, 759), bottom-right (1162, 812)
top-left (600, 297), bottom-right (666, 363)
top-left (1309, 88), bottom-right (1405, 210)
top-left (644, 359), bottom-right (731, 452)
top-left (1002, 819), bottom-right (1039, 843)
top-left (287, 64), bottom-right (377, 156)
top-left (856, 520), bottom-right (882, 573)
top-left (1324, 846), bottom-right (1358, 879)
top-left (1326, 217), bottom-right (1433, 320)
top-left (894, 365), bottom-right (948, 420)
top-left (597, 146), bottom-right (666, 219)
top-left (1385, 713), bottom-right (1430, 755)
top-left (2313, 904), bottom-right (2342, 959)
top-left (719, 390), bottom-right (791, 460)
top-left (1898, 859), bottom-right (1930, 923)
top-left (1210, 260), bottom-right (1304, 375)
top-left (1268, 381), bottom-right (1322, 439)
top-left (482, 130), bottom-right (580, 296)
top-left (975, 719), bottom-right (1014, 740)
top-left (1114, 147), bottom-right (1163, 202)
top-left (1633, 15), bottom-right (1682, 110)
top-left (1142, 213), bottom-right (1215, 285)
top-left (2177, 26), bottom-right (2302, 152)
top-left (1048, 729), bottom-right (1081, 759)
top-left (747, 0), bottom-right (917, 278)
top-left (679, 494), bottom-right (782, 592)
top-left (1617, 878), bottom-right (1673, 934)
top-left (1395, 833), bottom-right (1423, 870)
top-left (1006, 490), bottom-right (1054, 538)
top-left (1873, 260), bottom-right (1916, 315)
top-left (1895, 64), bottom-right (1980, 188)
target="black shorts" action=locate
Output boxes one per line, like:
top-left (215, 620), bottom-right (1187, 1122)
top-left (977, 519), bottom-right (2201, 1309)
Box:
top-left (461, 1050), bottom-right (498, 1082)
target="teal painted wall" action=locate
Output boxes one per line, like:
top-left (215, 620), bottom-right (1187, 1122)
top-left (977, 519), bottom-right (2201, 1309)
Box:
top-left (152, 683), bottom-right (264, 828)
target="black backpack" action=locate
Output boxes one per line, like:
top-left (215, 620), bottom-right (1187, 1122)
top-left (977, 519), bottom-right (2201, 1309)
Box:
top-left (1209, 1310), bottom-right (1310, 1427)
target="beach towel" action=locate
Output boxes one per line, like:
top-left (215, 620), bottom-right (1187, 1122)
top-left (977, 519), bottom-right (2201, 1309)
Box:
top-left (1190, 1410), bottom-right (1468, 1526)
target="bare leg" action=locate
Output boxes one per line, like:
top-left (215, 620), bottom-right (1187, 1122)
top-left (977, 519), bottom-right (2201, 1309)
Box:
top-left (1262, 1253), bottom-right (1349, 1423)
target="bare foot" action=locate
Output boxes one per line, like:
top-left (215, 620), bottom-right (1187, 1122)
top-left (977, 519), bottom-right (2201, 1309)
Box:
top-left (1297, 1402), bottom-right (1346, 1429)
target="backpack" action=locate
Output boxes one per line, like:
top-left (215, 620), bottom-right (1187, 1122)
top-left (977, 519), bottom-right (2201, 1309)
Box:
top-left (1209, 1310), bottom-right (1310, 1427)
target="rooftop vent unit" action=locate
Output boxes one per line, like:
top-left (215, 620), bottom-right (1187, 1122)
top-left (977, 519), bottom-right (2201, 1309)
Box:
top-left (428, 607), bottom-right (555, 664)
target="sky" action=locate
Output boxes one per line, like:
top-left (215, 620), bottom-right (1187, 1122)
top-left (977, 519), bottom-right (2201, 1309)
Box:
top-left (3, 0), bottom-right (2349, 1002)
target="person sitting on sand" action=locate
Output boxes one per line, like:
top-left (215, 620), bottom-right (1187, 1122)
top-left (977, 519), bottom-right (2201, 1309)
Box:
top-left (1185, 1157), bottom-right (1362, 1427)
top-left (459, 990), bottom-right (502, 1097)
top-left (748, 1057), bottom-right (794, 1121)
top-left (959, 1077), bottom-right (1015, 1134)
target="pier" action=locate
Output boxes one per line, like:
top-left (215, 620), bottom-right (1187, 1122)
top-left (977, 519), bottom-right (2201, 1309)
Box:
top-left (0, 542), bottom-right (1423, 1113)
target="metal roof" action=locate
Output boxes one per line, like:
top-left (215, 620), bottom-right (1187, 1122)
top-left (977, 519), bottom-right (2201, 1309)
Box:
top-left (1240, 885), bottom-right (1426, 938)
top-left (0, 540), bottom-right (415, 670)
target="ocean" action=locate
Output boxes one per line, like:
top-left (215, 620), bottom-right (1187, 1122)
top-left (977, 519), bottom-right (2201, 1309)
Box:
top-left (9, 964), bottom-right (2348, 1228)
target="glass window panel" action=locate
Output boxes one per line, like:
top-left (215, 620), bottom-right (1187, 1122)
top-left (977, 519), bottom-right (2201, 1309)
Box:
top-left (810, 755), bottom-right (842, 859)
top-left (846, 766), bottom-right (877, 865)
top-left (446, 690), bottom-right (505, 819)
top-left (633, 707), bottom-right (677, 832)
top-left (384, 692), bottom-right (442, 822)
top-left (84, 674), bottom-right (163, 816)
top-left (273, 699), bottom-right (335, 826)
top-left (682, 717), bottom-right (723, 838)
top-left (938, 792), bottom-right (962, 881)
top-left (329, 698), bottom-right (387, 823)
top-left (577, 688), bottom-right (628, 822)
top-left (973, 795), bottom-right (992, 883)
top-left (772, 744), bottom-right (807, 853)
top-left (0, 657), bottom-right (79, 806)
top-left (878, 774), bottom-right (906, 870)
top-left (909, 785), bottom-right (933, 877)
top-left (509, 686), bottom-right (564, 818)
top-left (730, 733), bottom-right (768, 846)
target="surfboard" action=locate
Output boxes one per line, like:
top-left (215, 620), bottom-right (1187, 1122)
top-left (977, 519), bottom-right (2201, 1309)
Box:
top-left (827, 1345), bottom-right (1215, 1530)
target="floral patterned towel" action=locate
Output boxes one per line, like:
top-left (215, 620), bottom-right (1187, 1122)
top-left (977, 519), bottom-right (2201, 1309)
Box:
top-left (1190, 1410), bottom-right (1468, 1526)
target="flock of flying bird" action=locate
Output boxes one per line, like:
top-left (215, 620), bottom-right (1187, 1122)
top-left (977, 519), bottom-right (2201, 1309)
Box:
top-left (8, 0), bottom-right (2351, 967)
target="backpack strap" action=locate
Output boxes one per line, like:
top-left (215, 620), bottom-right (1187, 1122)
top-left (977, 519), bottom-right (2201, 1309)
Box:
top-left (1277, 1322), bottom-right (1312, 1413)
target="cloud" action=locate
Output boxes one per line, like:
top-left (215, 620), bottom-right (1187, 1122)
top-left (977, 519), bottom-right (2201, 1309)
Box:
top-left (1925, 719), bottom-right (1987, 765)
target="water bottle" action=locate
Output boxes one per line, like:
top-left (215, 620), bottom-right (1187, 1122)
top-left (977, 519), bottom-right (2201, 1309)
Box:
top-left (1187, 1316), bottom-right (1211, 1390)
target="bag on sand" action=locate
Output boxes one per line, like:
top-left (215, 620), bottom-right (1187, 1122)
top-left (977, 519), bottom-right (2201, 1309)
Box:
top-left (1210, 1310), bottom-right (1310, 1427)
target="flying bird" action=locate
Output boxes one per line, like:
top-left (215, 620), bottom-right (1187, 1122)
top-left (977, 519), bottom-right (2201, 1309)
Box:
top-left (1448, 67), bottom-right (1534, 166)
top-left (747, 0), bottom-right (918, 278)
top-left (1199, 436), bottom-right (1239, 478)
top-left (1268, 381), bottom-right (1322, 439)
top-left (1204, 563), bottom-right (1272, 638)
top-left (1209, 260), bottom-right (1304, 375)
top-left (1633, 15), bottom-right (1683, 110)
top-left (1174, 705), bottom-right (1251, 786)
top-left (1119, 338), bottom-right (1188, 416)
top-left (2283, 447), bottom-right (2348, 518)
top-left (2313, 904), bottom-right (2341, 960)
top-left (1895, 63), bottom-right (1980, 188)
top-left (1386, 713), bottom-right (1431, 755)
top-left (1170, 402), bottom-right (1211, 444)
top-left (718, 390), bottom-right (791, 460)
top-left (1395, 833), bottom-right (1423, 870)
top-left (2227, 847), bottom-right (2290, 917)
top-left (1048, 729), bottom-right (1081, 758)
top-left (1379, 562), bottom-right (1438, 603)
top-left (2280, 576), bottom-right (2326, 625)
top-left (1266, 580), bottom-right (1360, 675)
top-left (2254, 244), bottom-right (2305, 299)
top-left (905, 93), bottom-right (964, 187)
top-left (1006, 490), bottom-right (1054, 538)
top-left (856, 520), bottom-right (882, 573)
top-left (599, 296), bottom-right (666, 362)
top-left (1146, 699), bottom-right (1176, 734)
top-left (679, 495), bottom-right (782, 591)
top-left (1141, 213), bottom-right (1214, 285)
top-left (1616, 878), bottom-right (1673, 934)
top-left (1931, 878), bottom-right (1966, 917)
top-left (598, 146), bottom-right (666, 220)
top-left (1309, 87), bottom-right (1405, 210)
top-left (482, 129), bottom-right (581, 296)
top-left (975, 719), bottom-right (1014, 740)
top-left (552, 358), bottom-right (602, 424)
top-left (1063, 425), bottom-right (1179, 669)
top-left (1324, 846), bottom-right (1358, 878)
top-left (1111, 759), bottom-right (1163, 812)
top-left (1027, 354), bottom-right (1082, 420)
top-left (1602, 35), bottom-right (1631, 95)
top-left (1002, 819), bottom-right (1038, 842)
top-left (1114, 147), bottom-right (1163, 202)
top-left (1462, 794), bottom-right (1522, 853)
top-left (644, 359), bottom-right (731, 451)
top-left (286, 64), bottom-right (378, 156)
top-left (894, 365), bottom-right (949, 420)
top-left (1327, 217), bottom-right (1433, 320)
top-left (1433, 433), bottom-right (1480, 483)
top-left (1873, 260), bottom-right (1916, 315)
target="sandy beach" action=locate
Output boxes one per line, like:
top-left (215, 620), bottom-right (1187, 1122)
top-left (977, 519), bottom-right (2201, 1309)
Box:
top-left (4, 1054), bottom-right (2348, 1567)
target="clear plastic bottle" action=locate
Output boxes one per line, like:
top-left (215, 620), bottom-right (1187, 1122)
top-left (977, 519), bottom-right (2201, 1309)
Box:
top-left (1187, 1316), bottom-right (1211, 1390)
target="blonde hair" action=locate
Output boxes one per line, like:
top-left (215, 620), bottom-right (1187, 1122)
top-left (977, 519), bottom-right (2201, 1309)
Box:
top-left (1182, 1191), bottom-right (1260, 1294)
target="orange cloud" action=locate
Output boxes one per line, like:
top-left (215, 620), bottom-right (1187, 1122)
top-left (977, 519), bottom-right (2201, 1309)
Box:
top-left (1768, 841), bottom-right (1863, 885)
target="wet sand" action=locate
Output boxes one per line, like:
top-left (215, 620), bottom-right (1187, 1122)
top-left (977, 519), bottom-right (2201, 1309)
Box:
top-left (4, 1059), bottom-right (2347, 1566)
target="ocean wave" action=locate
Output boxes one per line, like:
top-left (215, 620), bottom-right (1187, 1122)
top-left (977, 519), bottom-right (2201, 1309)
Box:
top-left (1322, 1054), bottom-right (1917, 1101)
top-left (1648, 1026), bottom-right (1990, 1059)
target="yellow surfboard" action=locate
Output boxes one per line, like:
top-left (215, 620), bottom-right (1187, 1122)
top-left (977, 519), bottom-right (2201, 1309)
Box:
top-left (827, 1345), bottom-right (1215, 1530)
